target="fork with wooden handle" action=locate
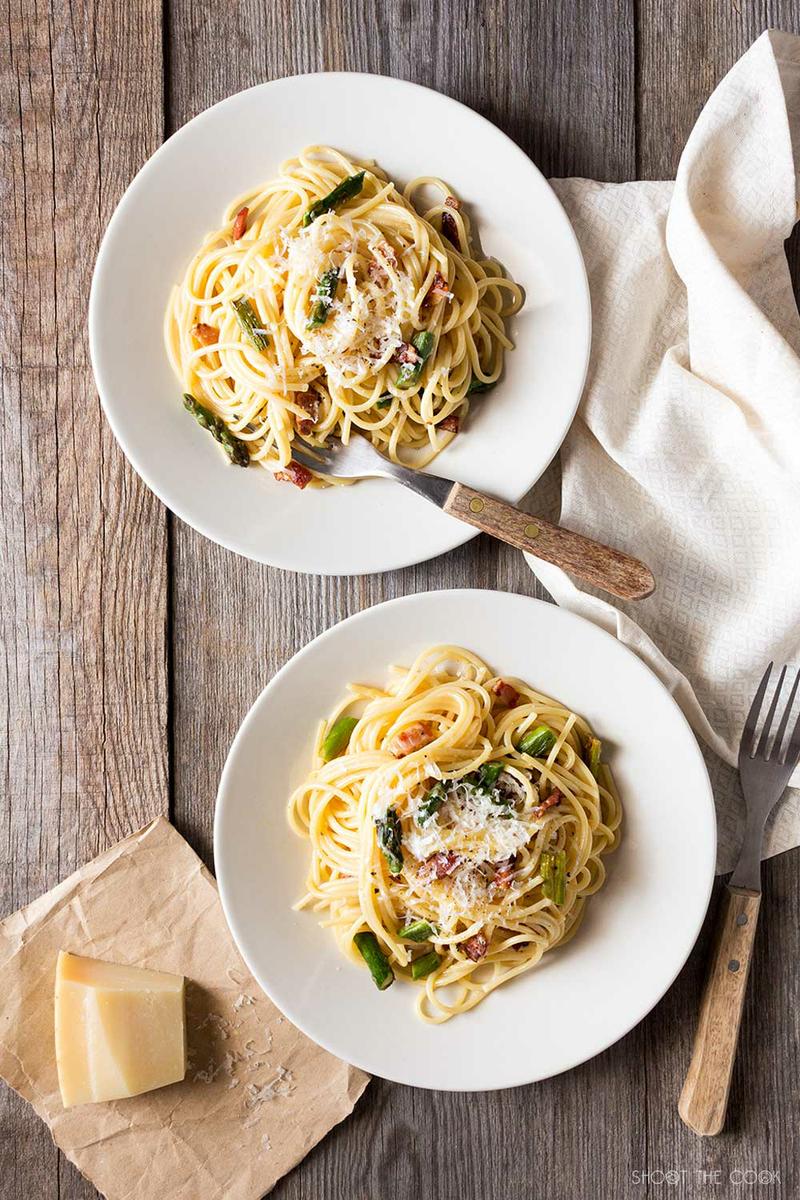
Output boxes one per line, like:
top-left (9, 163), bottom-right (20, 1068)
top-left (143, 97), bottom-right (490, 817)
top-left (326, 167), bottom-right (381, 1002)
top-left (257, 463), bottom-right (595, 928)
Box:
top-left (289, 436), bottom-right (655, 601)
top-left (678, 663), bottom-right (800, 1135)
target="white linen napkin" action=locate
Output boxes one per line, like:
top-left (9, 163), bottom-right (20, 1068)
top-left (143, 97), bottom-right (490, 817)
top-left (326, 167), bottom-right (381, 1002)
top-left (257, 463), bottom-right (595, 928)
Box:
top-left (528, 29), bottom-right (800, 873)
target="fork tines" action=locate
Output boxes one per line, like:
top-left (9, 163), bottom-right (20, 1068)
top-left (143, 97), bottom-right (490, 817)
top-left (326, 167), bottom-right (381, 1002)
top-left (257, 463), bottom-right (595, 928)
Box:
top-left (742, 662), bottom-right (800, 766)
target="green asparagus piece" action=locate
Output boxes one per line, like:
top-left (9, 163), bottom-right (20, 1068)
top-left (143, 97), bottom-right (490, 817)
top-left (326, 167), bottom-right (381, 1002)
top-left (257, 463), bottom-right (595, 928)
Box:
top-left (480, 761), bottom-right (512, 812)
top-left (467, 376), bottom-right (495, 395)
top-left (540, 848), bottom-right (567, 905)
top-left (376, 392), bottom-right (394, 409)
top-left (307, 268), bottom-right (340, 329)
top-left (376, 806), bottom-right (403, 875)
top-left (399, 920), bottom-right (437, 942)
top-left (302, 171), bottom-right (366, 227)
top-left (411, 951), bottom-right (441, 980)
top-left (478, 762), bottom-right (504, 791)
top-left (320, 715), bottom-right (358, 762)
top-left (462, 763), bottom-right (512, 815)
top-left (397, 330), bottom-right (435, 388)
top-left (231, 297), bottom-right (270, 351)
top-left (416, 780), bottom-right (447, 825)
top-left (517, 724), bottom-right (557, 759)
top-left (353, 931), bottom-right (394, 990)
top-left (182, 394), bottom-right (249, 467)
top-left (586, 736), bottom-right (602, 779)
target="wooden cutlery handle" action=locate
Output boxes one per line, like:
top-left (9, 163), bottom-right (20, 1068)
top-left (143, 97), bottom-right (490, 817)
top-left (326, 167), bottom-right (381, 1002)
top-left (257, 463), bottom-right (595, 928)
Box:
top-left (678, 887), bottom-right (761, 1136)
top-left (443, 483), bottom-right (655, 601)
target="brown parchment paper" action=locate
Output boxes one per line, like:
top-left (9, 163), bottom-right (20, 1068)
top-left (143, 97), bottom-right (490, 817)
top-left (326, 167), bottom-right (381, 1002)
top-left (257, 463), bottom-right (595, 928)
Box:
top-left (0, 816), bottom-right (369, 1200)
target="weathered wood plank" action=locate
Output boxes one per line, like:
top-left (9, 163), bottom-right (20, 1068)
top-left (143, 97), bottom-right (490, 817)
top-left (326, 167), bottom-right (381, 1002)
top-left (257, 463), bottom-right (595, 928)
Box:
top-left (634, 4), bottom-right (800, 1194)
top-left (5, 2), bottom-right (797, 1198)
top-left (166, 3), bottom-right (637, 1199)
top-left (0, 1), bottom-right (166, 1196)
top-left (636, 1), bottom-right (800, 178)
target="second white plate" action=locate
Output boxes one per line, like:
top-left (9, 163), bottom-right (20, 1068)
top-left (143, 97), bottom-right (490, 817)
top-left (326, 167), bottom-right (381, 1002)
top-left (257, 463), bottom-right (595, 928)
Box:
top-left (214, 590), bottom-right (716, 1090)
top-left (90, 73), bottom-right (590, 574)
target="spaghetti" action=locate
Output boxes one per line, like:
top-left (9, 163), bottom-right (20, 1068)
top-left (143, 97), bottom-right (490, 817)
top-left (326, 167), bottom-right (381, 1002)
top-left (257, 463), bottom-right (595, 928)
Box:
top-left (165, 146), bottom-right (522, 485)
top-left (288, 646), bottom-right (621, 1022)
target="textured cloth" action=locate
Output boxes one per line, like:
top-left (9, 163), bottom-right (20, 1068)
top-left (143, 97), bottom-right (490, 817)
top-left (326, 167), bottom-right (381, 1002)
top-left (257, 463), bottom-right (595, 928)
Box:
top-left (529, 30), bottom-right (800, 873)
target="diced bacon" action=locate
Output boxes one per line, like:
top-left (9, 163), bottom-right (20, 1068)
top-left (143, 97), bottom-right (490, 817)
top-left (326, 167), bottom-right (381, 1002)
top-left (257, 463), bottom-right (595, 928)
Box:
top-left (441, 210), bottom-right (460, 250)
top-left (389, 720), bottom-right (435, 757)
top-left (192, 322), bottom-right (218, 346)
top-left (444, 195), bottom-right (462, 211)
top-left (295, 393), bottom-right (320, 436)
top-left (533, 788), bottom-right (563, 819)
top-left (438, 414), bottom-right (459, 434)
top-left (492, 857), bottom-right (515, 890)
top-left (274, 461), bottom-right (313, 490)
top-left (395, 342), bottom-right (419, 365)
top-left (463, 933), bottom-right (488, 961)
top-left (428, 271), bottom-right (451, 302)
top-left (232, 206), bottom-right (249, 240)
top-left (491, 679), bottom-right (520, 708)
top-left (425, 851), bottom-right (460, 879)
top-left (368, 241), bottom-right (398, 284)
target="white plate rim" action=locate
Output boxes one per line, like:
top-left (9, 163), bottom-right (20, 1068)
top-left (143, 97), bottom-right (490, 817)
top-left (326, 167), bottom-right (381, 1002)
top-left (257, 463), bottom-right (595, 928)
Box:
top-left (214, 589), bottom-right (716, 1090)
top-left (88, 71), bottom-right (591, 575)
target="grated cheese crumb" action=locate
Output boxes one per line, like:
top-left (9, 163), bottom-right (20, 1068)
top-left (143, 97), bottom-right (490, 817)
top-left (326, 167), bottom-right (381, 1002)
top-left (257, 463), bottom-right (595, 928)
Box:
top-left (245, 1067), bottom-right (295, 1109)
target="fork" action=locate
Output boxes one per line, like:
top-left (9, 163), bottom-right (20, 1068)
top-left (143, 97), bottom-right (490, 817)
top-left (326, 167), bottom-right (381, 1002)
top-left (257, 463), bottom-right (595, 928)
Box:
top-left (289, 436), bottom-right (655, 601)
top-left (678, 663), bottom-right (800, 1135)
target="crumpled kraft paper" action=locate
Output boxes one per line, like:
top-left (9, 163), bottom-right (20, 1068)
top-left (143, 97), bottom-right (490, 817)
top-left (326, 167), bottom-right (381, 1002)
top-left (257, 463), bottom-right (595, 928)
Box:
top-left (0, 816), bottom-right (368, 1200)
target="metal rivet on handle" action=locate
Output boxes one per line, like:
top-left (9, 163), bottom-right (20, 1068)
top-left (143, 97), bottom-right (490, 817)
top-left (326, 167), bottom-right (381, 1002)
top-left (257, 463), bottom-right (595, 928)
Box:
top-left (736, 914), bottom-right (748, 927)
top-left (469, 497), bottom-right (484, 514)
top-left (728, 959), bottom-right (740, 973)
top-left (524, 523), bottom-right (540, 539)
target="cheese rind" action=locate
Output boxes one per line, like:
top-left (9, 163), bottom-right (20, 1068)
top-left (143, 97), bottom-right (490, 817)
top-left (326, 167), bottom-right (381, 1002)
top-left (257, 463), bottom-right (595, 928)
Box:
top-left (55, 951), bottom-right (186, 1107)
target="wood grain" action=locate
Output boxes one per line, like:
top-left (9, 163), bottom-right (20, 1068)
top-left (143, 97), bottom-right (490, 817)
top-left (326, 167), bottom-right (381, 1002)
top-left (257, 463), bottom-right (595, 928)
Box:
top-left (444, 482), bottom-right (656, 599)
top-left (3, 1), bottom-right (800, 1198)
top-left (1, 1), bottom-right (166, 1197)
top-left (679, 888), bottom-right (762, 1136)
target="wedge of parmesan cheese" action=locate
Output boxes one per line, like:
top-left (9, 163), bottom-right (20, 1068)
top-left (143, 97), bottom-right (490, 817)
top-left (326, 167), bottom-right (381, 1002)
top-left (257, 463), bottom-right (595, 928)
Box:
top-left (54, 951), bottom-right (186, 1107)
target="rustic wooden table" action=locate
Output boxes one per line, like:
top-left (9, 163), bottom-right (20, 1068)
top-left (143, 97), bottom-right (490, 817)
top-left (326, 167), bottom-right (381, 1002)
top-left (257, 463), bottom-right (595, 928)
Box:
top-left (4, 2), bottom-right (799, 1197)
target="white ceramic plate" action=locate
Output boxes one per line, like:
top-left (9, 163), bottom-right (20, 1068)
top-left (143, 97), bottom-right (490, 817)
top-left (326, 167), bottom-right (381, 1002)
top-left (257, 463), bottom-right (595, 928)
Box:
top-left (89, 73), bottom-right (590, 575)
top-left (214, 590), bottom-right (715, 1090)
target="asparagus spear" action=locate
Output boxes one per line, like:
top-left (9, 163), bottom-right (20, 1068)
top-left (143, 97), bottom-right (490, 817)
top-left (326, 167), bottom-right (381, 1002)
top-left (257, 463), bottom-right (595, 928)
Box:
top-left (416, 780), bottom-right (447, 825)
top-left (539, 848), bottom-right (567, 905)
top-left (182, 394), bottom-right (249, 467)
top-left (517, 724), bottom-right (557, 758)
top-left (586, 736), bottom-right (602, 779)
top-left (302, 171), bottom-right (366, 227)
top-left (320, 715), bottom-right (358, 762)
top-left (231, 297), bottom-right (269, 351)
top-left (397, 331), bottom-right (435, 388)
top-left (353, 931), bottom-right (394, 990)
top-left (376, 807), bottom-right (403, 874)
top-left (399, 920), bottom-right (437, 942)
top-left (376, 392), bottom-right (394, 410)
top-left (307, 269), bottom-right (340, 329)
top-left (478, 762), bottom-right (504, 790)
top-left (477, 761), bottom-right (514, 814)
top-left (467, 376), bottom-right (495, 395)
top-left (411, 951), bottom-right (440, 980)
